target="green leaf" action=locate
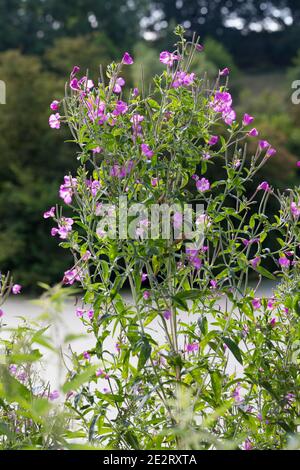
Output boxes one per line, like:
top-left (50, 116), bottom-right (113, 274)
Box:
top-left (62, 366), bottom-right (97, 393)
top-left (255, 266), bottom-right (276, 281)
top-left (137, 337), bottom-right (152, 371)
top-left (222, 337), bottom-right (243, 365)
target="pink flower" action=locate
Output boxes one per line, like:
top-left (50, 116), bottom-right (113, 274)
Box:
top-left (196, 177), bottom-right (210, 192)
top-left (252, 298), bottom-right (261, 310)
top-left (159, 51), bottom-right (179, 67)
top-left (232, 384), bottom-right (243, 403)
top-left (186, 342), bottom-right (199, 353)
top-left (130, 114), bottom-right (144, 125)
top-left (83, 351), bottom-right (91, 361)
top-left (143, 291), bottom-right (151, 300)
top-left (259, 140), bottom-right (270, 149)
top-left (279, 255), bottom-right (290, 268)
top-left (113, 100), bottom-right (128, 116)
top-left (250, 257), bottom-right (261, 269)
top-left (141, 273), bottom-right (148, 282)
top-left (76, 308), bottom-right (84, 318)
top-left (52, 217), bottom-right (74, 240)
top-left (133, 87), bottom-right (139, 97)
top-left (12, 284), bottom-right (22, 295)
top-left (59, 175), bottom-right (77, 205)
top-left (248, 128), bottom-right (258, 137)
top-left (9, 364), bottom-right (17, 375)
top-left (270, 318), bottom-right (276, 327)
top-left (92, 146), bottom-right (103, 154)
top-left (258, 181), bottom-right (270, 192)
top-left (113, 77), bottom-right (125, 94)
top-left (196, 44), bottom-right (204, 52)
top-left (243, 438), bottom-right (253, 450)
top-left (242, 237), bottom-right (259, 247)
top-left (242, 114), bottom-right (254, 126)
top-left (71, 65), bottom-right (80, 77)
top-left (208, 135), bottom-right (219, 146)
top-left (223, 108), bottom-right (236, 125)
top-left (49, 390), bottom-right (60, 401)
top-left (63, 268), bottom-right (81, 285)
top-left (49, 113), bottom-right (61, 129)
top-left (79, 76), bottom-right (95, 91)
top-left (90, 180), bottom-right (101, 196)
top-left (87, 309), bottom-right (94, 320)
top-left (122, 52), bottom-right (134, 65)
top-left (151, 178), bottom-right (158, 187)
top-left (210, 280), bottom-right (217, 289)
top-left (291, 200), bottom-right (300, 218)
top-left (297, 161), bottom-right (300, 168)
top-left (96, 368), bottom-right (104, 377)
top-left (83, 251), bottom-right (91, 261)
top-left (190, 255), bottom-right (202, 270)
top-left (267, 299), bottom-right (275, 310)
top-left (163, 310), bottom-right (171, 320)
top-left (70, 78), bottom-right (80, 90)
top-left (131, 113), bottom-right (144, 138)
top-left (0, 309), bottom-right (4, 318)
top-left (43, 206), bottom-right (55, 219)
top-left (50, 100), bottom-right (60, 111)
top-left (172, 71), bottom-right (195, 88)
top-left (141, 143), bottom-right (154, 158)
top-left (266, 147), bottom-right (276, 157)
top-left (220, 67), bottom-right (229, 76)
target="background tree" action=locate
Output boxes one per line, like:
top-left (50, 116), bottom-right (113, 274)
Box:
top-left (0, 51), bottom-right (75, 288)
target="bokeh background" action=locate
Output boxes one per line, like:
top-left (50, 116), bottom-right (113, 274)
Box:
top-left (0, 0), bottom-right (299, 291)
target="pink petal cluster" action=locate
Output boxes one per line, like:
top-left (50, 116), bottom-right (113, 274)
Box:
top-left (52, 217), bottom-right (74, 239)
top-left (211, 91), bottom-right (236, 125)
top-left (141, 143), bottom-right (154, 158)
top-left (85, 96), bottom-right (106, 124)
top-left (172, 71), bottom-right (195, 88)
top-left (44, 206), bottom-right (55, 219)
top-left (196, 177), bottom-right (210, 192)
top-left (291, 200), bottom-right (300, 218)
top-left (159, 51), bottom-right (180, 67)
top-left (59, 175), bottom-right (77, 205)
top-left (122, 52), bottom-right (134, 65)
top-left (278, 255), bottom-right (290, 268)
top-left (49, 390), bottom-right (60, 401)
top-left (63, 268), bottom-right (81, 285)
top-left (208, 135), bottom-right (219, 146)
top-left (110, 160), bottom-right (134, 179)
top-left (252, 298), bottom-right (261, 310)
top-left (113, 77), bottom-right (125, 94)
top-left (112, 100), bottom-right (128, 116)
top-left (220, 67), bottom-right (229, 76)
top-left (49, 113), bottom-right (61, 129)
top-left (243, 114), bottom-right (254, 126)
top-left (258, 181), bottom-right (270, 192)
top-left (50, 100), bottom-right (60, 111)
top-left (12, 284), bottom-right (22, 295)
top-left (186, 342), bottom-right (199, 353)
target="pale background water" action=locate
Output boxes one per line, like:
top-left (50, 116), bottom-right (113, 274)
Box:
top-left (2, 282), bottom-right (275, 390)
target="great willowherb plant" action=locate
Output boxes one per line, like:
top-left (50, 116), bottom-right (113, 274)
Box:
top-left (46, 26), bottom-right (300, 450)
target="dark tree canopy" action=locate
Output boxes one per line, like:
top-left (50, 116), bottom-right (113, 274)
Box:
top-left (0, 0), bottom-right (146, 54)
top-left (147, 0), bottom-right (300, 35)
top-left (146, 0), bottom-right (300, 67)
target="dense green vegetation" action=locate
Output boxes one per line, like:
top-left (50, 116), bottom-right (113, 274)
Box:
top-left (0, 1), bottom-right (299, 290)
